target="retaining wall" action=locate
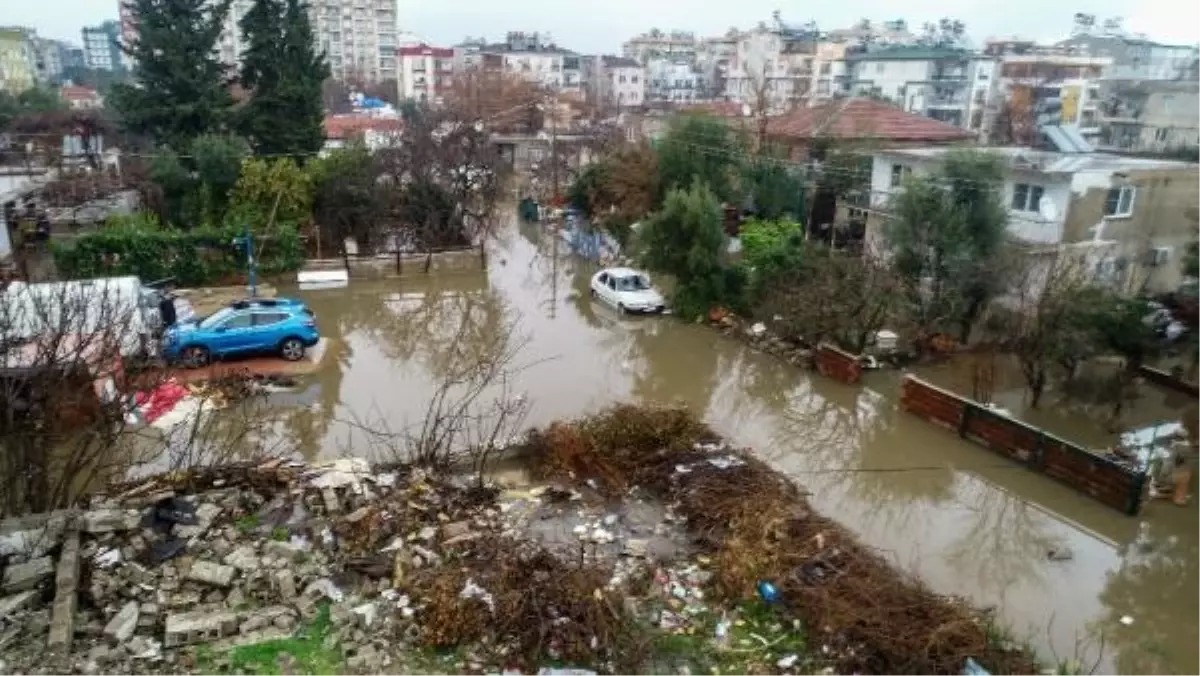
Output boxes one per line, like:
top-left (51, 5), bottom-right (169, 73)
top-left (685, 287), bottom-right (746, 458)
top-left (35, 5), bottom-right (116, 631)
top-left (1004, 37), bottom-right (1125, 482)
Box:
top-left (815, 344), bottom-right (863, 385)
top-left (303, 247), bottom-right (484, 279)
top-left (900, 375), bottom-right (1147, 515)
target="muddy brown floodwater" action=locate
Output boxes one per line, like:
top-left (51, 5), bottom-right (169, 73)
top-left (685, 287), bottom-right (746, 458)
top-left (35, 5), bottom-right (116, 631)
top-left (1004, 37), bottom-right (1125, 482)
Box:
top-left (264, 218), bottom-right (1197, 674)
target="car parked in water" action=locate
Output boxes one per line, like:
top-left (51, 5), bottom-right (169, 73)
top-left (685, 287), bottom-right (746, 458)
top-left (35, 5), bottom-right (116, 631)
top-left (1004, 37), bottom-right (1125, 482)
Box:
top-left (589, 267), bottom-right (666, 315)
top-left (162, 299), bottom-right (319, 367)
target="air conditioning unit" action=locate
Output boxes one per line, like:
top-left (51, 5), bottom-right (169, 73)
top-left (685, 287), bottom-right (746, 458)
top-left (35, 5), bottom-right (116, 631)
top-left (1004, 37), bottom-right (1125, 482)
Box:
top-left (1146, 246), bottom-right (1172, 266)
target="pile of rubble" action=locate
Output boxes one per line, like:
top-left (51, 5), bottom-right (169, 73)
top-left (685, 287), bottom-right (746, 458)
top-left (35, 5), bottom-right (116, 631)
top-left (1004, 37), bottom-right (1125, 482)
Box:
top-left (0, 457), bottom-right (709, 675)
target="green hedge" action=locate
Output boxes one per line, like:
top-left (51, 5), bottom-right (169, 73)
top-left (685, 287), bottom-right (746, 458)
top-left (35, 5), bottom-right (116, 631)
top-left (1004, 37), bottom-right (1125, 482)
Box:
top-left (52, 223), bottom-right (305, 286)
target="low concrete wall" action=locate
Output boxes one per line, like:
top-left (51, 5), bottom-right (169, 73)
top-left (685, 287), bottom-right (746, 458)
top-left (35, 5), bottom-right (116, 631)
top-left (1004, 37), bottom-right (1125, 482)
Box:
top-left (815, 344), bottom-right (862, 385)
top-left (900, 375), bottom-right (1148, 515)
top-left (304, 248), bottom-right (484, 279)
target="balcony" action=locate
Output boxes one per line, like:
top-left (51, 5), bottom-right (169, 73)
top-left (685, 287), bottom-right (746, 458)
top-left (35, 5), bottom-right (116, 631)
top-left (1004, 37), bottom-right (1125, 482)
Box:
top-left (926, 94), bottom-right (967, 108)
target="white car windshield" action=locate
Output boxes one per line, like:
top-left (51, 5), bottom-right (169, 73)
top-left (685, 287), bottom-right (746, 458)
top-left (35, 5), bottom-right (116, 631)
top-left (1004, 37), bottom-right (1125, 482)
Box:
top-left (198, 307), bottom-right (236, 329)
top-left (615, 275), bottom-right (651, 292)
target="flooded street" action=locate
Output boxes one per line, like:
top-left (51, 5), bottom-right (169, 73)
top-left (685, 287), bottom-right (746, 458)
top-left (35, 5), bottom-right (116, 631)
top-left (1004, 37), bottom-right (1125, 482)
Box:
top-left (267, 219), bottom-right (1197, 674)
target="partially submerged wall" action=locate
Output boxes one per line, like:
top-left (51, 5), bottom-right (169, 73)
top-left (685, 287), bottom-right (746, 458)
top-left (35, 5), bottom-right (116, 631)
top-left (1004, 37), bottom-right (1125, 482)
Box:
top-left (303, 248), bottom-right (484, 279)
top-left (900, 375), bottom-right (1148, 515)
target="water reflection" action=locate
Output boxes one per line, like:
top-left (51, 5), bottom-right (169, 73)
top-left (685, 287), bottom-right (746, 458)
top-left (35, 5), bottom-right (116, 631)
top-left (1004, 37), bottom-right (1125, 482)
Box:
top-left (248, 216), bottom-right (1198, 674)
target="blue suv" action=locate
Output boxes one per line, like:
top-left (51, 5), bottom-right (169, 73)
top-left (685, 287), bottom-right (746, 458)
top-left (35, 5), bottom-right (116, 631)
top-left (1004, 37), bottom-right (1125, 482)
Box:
top-left (163, 298), bottom-right (320, 367)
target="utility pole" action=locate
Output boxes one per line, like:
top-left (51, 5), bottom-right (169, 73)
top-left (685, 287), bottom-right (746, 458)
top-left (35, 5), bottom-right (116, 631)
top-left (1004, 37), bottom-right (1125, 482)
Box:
top-left (549, 88), bottom-right (560, 204)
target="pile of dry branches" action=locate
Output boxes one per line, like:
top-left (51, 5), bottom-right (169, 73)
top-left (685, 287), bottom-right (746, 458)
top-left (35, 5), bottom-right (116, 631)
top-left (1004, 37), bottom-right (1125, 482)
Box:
top-left (526, 404), bottom-right (1040, 674)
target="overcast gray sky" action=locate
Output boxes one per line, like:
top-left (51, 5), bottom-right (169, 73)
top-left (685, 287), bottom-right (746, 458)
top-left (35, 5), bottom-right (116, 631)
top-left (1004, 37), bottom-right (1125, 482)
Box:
top-left (12, 0), bottom-right (1199, 53)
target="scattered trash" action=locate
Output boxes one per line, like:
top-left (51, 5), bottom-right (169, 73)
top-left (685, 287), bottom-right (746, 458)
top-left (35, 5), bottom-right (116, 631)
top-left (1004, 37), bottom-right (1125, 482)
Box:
top-left (757, 580), bottom-right (781, 604)
top-left (460, 578), bottom-right (495, 613)
top-left (1119, 615), bottom-right (1134, 626)
top-left (307, 457), bottom-right (371, 490)
top-left (537, 668), bottom-right (597, 676)
top-left (707, 455), bottom-right (745, 470)
top-left (777, 654), bottom-right (799, 669)
top-left (962, 657), bottom-right (991, 675)
top-left (748, 322), bottom-right (767, 337)
top-left (94, 548), bottom-right (121, 568)
top-left (1046, 545), bottom-right (1074, 562)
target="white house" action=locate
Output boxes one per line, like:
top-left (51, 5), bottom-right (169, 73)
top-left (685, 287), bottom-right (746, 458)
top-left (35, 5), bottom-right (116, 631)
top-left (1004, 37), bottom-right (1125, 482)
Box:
top-left (866, 146), bottom-right (1200, 296)
top-left (480, 32), bottom-right (581, 94)
top-left (396, 44), bottom-right (454, 103)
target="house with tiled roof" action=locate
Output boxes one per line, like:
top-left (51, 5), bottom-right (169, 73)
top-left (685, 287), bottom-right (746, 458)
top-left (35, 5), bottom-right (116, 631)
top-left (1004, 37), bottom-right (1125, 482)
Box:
top-left (765, 97), bottom-right (976, 159)
top-left (60, 85), bottom-right (103, 110)
top-left (322, 114), bottom-right (403, 153)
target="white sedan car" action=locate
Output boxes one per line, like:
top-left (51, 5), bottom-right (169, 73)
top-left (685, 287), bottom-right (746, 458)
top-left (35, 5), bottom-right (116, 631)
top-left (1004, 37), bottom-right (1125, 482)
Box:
top-left (589, 267), bottom-right (666, 315)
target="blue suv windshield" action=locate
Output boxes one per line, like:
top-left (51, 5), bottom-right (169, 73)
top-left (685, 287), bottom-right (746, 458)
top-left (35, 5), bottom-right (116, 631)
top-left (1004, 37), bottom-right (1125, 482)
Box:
top-left (198, 307), bottom-right (236, 329)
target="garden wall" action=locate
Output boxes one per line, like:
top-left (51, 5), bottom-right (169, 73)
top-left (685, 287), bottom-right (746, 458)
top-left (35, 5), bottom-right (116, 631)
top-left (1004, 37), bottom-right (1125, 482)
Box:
top-left (815, 344), bottom-right (862, 385)
top-left (303, 247), bottom-right (484, 279)
top-left (900, 375), bottom-right (1147, 515)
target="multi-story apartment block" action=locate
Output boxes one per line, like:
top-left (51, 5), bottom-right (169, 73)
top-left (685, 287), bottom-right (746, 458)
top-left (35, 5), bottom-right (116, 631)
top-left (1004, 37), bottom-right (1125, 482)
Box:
top-left (1096, 79), bottom-right (1199, 155)
top-left (396, 44), bottom-right (454, 102)
top-left (722, 25), bottom-right (821, 113)
top-left (622, 30), bottom-right (697, 66)
top-left (0, 27), bottom-right (36, 93)
top-left (31, 38), bottom-right (72, 83)
top-left (1057, 33), bottom-right (1198, 81)
top-left (477, 32), bottom-right (581, 94)
top-left (695, 31), bottom-right (738, 100)
top-left (646, 59), bottom-right (702, 103)
top-left (811, 40), bottom-right (849, 101)
top-left (986, 40), bottom-right (1112, 136)
top-left (583, 55), bottom-right (645, 110)
top-left (310, 0), bottom-right (399, 84)
top-left (81, 21), bottom-right (124, 71)
top-left (844, 46), bottom-right (996, 132)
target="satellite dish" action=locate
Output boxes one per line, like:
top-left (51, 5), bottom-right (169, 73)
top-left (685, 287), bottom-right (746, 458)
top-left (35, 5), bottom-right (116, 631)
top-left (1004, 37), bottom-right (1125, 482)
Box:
top-left (1038, 198), bottom-right (1059, 221)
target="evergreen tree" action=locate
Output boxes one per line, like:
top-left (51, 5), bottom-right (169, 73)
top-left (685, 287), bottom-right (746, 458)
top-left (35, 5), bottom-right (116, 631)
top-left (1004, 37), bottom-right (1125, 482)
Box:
top-left (237, 0), bottom-right (329, 157)
top-left (110, 0), bottom-right (233, 149)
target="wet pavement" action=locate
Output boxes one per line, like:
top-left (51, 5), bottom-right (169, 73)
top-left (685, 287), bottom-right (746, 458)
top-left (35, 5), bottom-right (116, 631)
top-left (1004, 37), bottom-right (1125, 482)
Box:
top-left (259, 217), bottom-right (1196, 674)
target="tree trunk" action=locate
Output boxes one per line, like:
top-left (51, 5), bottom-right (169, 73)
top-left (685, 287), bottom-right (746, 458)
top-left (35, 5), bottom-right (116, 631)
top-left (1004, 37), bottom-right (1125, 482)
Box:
top-left (1029, 370), bottom-right (1046, 409)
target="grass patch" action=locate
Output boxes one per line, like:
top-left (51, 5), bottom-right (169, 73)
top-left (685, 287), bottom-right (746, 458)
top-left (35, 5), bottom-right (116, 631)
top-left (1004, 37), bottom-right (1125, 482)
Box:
top-left (271, 526), bottom-right (290, 541)
top-left (198, 605), bottom-right (343, 675)
top-left (235, 514), bottom-right (261, 533)
top-left (645, 599), bottom-right (809, 675)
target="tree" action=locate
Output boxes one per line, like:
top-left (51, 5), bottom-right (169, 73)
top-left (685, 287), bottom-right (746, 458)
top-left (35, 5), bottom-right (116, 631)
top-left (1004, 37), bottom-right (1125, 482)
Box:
top-left (309, 143), bottom-right (381, 254)
top-left (111, 0), bottom-right (234, 149)
top-left (191, 133), bottom-right (251, 225)
top-left (640, 181), bottom-right (736, 317)
top-left (237, 0), bottom-right (329, 156)
top-left (443, 69), bottom-right (544, 133)
top-left (656, 113), bottom-right (745, 205)
top-left (1003, 256), bottom-right (1094, 408)
top-left (739, 217), bottom-right (805, 304)
top-left (885, 150), bottom-right (1010, 344)
top-left (229, 157), bottom-right (314, 227)
top-left (756, 246), bottom-right (904, 352)
top-left (742, 158), bottom-right (805, 222)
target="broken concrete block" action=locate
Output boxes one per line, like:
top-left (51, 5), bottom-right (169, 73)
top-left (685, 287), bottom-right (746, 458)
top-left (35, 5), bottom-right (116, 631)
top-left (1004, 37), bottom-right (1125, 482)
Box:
top-left (274, 571), bottom-right (297, 602)
top-left (222, 545), bottom-right (259, 573)
top-left (164, 609), bottom-right (239, 648)
top-left (103, 601), bottom-right (139, 642)
top-left (2, 556), bottom-right (54, 592)
top-left (321, 488), bottom-right (340, 514)
top-left (441, 521), bottom-right (472, 540)
top-left (623, 539), bottom-right (649, 558)
top-left (185, 561), bottom-right (236, 587)
top-left (344, 506), bottom-right (371, 523)
top-left (0, 591), bottom-right (37, 620)
top-left (172, 503), bottom-right (222, 539)
top-left (238, 606), bottom-right (295, 635)
top-left (81, 509), bottom-right (141, 534)
top-left (262, 540), bottom-right (303, 562)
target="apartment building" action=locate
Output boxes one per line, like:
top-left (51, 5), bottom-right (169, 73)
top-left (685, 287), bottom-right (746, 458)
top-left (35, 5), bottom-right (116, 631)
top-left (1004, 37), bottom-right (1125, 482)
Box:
top-left (584, 55), bottom-right (645, 110)
top-left (646, 59), bottom-right (702, 103)
top-left (396, 44), bottom-right (453, 102)
top-left (985, 40), bottom-right (1112, 136)
top-left (311, 0), bottom-right (399, 84)
top-left (1096, 79), bottom-right (1199, 154)
top-left (477, 32), bottom-right (581, 94)
top-left (0, 28), bottom-right (36, 93)
top-left (621, 30), bottom-right (697, 66)
top-left (1058, 33), bottom-right (1199, 81)
top-left (81, 21), bottom-right (124, 71)
top-left (843, 46), bottom-right (996, 132)
top-left (722, 25), bottom-right (819, 112)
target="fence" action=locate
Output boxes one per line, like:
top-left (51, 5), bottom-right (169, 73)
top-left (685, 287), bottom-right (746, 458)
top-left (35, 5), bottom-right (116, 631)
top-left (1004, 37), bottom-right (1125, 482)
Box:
top-left (815, 344), bottom-right (863, 385)
top-left (900, 375), bottom-right (1148, 515)
top-left (303, 245), bottom-right (484, 280)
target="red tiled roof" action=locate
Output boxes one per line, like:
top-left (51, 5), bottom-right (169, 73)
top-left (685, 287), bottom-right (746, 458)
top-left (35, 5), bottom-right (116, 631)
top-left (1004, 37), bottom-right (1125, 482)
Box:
top-left (766, 97), bottom-right (975, 143)
top-left (398, 43), bottom-right (453, 57)
top-left (323, 114), bottom-right (403, 140)
top-left (681, 101), bottom-right (746, 118)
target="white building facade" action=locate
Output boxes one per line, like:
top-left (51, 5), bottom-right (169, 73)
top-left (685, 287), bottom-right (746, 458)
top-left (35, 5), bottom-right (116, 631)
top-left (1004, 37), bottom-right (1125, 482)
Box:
top-left (845, 46), bottom-right (996, 132)
top-left (396, 44), bottom-right (453, 102)
top-left (622, 30), bottom-right (697, 66)
top-left (586, 56), bottom-right (645, 110)
top-left (646, 59), bottom-right (702, 103)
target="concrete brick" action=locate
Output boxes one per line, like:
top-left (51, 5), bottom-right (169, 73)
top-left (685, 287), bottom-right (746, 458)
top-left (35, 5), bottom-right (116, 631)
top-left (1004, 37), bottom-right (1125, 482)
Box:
top-left (164, 609), bottom-right (240, 648)
top-left (104, 601), bottom-right (139, 642)
top-left (2, 556), bottom-right (54, 592)
top-left (0, 590), bottom-right (37, 620)
top-left (81, 509), bottom-right (141, 534)
top-left (185, 561), bottom-right (236, 587)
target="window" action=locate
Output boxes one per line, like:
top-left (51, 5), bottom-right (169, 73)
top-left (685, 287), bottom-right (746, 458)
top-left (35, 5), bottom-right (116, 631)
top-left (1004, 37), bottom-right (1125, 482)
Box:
top-left (1155, 128), bottom-right (1169, 142)
top-left (619, 75), bottom-right (626, 83)
top-left (1104, 186), bottom-right (1136, 217)
top-left (889, 164), bottom-right (910, 188)
top-left (1011, 183), bottom-right (1044, 212)
top-left (820, 62), bottom-right (831, 75)
top-left (219, 313), bottom-right (254, 330)
top-left (875, 63), bottom-right (884, 73)
top-left (631, 75), bottom-right (639, 83)
top-left (253, 312), bottom-right (288, 326)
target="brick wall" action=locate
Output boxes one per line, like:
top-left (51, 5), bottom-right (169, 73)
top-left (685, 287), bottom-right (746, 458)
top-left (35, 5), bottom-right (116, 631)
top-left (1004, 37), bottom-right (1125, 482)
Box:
top-left (900, 375), bottom-right (1147, 515)
top-left (815, 344), bottom-right (862, 385)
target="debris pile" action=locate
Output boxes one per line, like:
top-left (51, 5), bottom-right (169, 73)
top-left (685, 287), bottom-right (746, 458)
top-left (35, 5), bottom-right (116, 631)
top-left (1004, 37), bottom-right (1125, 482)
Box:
top-left (527, 404), bottom-right (1041, 675)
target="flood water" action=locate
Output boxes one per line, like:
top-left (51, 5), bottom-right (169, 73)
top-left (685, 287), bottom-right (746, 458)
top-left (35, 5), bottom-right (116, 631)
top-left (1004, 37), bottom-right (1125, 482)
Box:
top-left (267, 218), bottom-right (1197, 674)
